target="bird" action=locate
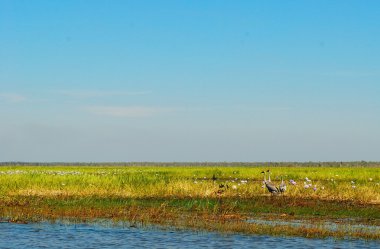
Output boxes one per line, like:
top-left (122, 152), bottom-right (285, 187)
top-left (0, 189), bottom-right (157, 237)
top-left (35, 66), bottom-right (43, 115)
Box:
top-left (212, 174), bottom-right (217, 182)
top-left (261, 170), bottom-right (279, 195)
top-left (266, 169), bottom-right (273, 182)
top-left (279, 175), bottom-right (286, 194)
top-left (261, 171), bottom-right (266, 186)
top-left (216, 182), bottom-right (229, 196)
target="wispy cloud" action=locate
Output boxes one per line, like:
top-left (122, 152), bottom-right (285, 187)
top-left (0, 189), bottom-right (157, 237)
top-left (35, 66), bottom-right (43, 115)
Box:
top-left (185, 105), bottom-right (291, 112)
top-left (85, 106), bottom-right (175, 117)
top-left (58, 90), bottom-right (150, 98)
top-left (84, 105), bottom-right (290, 118)
top-left (0, 93), bottom-right (27, 103)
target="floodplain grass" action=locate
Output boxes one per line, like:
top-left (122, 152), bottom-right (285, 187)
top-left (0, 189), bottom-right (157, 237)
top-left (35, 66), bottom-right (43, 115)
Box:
top-left (0, 164), bottom-right (379, 239)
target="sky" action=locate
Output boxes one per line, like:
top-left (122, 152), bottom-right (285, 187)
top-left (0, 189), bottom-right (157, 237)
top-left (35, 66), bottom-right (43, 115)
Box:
top-left (1, 0), bottom-right (380, 162)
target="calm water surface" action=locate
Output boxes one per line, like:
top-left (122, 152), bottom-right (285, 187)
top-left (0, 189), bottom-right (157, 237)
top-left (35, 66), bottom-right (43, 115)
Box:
top-left (0, 221), bottom-right (378, 249)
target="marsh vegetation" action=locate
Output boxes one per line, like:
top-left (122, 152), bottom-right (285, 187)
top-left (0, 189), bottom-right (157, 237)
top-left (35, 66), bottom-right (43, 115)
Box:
top-left (0, 164), bottom-right (379, 239)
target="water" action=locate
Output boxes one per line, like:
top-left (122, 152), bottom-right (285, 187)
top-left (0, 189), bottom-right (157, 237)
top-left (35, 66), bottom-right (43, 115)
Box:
top-left (0, 221), bottom-right (378, 249)
top-left (247, 218), bottom-right (380, 235)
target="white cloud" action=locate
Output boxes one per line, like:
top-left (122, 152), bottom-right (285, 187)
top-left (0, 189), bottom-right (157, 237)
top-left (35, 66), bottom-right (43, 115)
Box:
top-left (0, 93), bottom-right (27, 103)
top-left (85, 106), bottom-right (174, 117)
top-left (58, 90), bottom-right (150, 98)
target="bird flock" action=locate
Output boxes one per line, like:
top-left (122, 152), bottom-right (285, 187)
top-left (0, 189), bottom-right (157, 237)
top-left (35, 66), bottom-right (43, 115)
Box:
top-left (209, 169), bottom-right (374, 197)
top-left (261, 170), bottom-right (286, 195)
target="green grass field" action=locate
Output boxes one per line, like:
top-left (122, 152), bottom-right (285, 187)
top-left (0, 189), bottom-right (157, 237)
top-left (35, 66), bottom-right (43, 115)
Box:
top-left (1, 164), bottom-right (379, 239)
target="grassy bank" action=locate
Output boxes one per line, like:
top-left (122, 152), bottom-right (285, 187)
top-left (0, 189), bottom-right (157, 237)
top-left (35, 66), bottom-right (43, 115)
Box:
top-left (1, 164), bottom-right (379, 239)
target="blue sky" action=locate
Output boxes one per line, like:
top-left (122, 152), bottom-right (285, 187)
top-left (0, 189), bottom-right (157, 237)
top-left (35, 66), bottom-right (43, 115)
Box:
top-left (1, 1), bottom-right (379, 162)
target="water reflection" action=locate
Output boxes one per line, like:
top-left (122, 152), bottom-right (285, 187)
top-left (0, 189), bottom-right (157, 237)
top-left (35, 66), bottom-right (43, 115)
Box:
top-left (247, 218), bottom-right (380, 235)
top-left (0, 221), bottom-right (378, 249)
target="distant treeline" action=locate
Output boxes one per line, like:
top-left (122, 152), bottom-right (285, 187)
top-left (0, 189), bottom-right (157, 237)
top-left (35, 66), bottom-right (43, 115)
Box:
top-left (0, 161), bottom-right (379, 167)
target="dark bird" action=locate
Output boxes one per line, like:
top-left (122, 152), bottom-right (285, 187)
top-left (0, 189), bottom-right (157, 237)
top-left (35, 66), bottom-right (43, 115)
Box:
top-left (212, 174), bottom-right (217, 182)
top-left (216, 182), bottom-right (229, 196)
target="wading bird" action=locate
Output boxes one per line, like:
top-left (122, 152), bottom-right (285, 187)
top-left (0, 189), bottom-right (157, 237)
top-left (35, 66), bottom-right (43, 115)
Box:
top-left (261, 170), bottom-right (279, 195)
top-left (279, 175), bottom-right (286, 194)
top-left (266, 169), bottom-right (272, 182)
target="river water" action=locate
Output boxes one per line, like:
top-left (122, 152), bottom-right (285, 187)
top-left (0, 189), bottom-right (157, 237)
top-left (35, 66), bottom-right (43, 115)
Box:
top-left (0, 221), bottom-right (378, 249)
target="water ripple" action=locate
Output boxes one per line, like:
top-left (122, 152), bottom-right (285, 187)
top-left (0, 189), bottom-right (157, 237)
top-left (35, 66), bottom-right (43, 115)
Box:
top-left (0, 222), bottom-right (378, 249)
